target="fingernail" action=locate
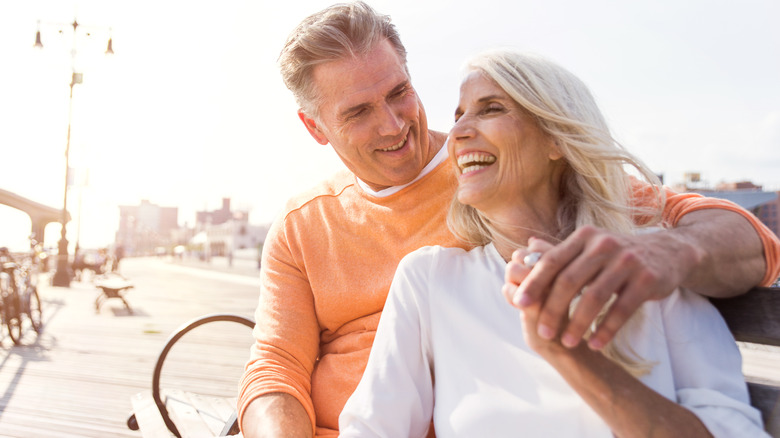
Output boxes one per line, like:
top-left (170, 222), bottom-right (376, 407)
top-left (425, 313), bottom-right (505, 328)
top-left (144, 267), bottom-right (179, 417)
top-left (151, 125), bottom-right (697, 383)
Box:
top-left (517, 293), bottom-right (532, 307)
top-left (561, 333), bottom-right (578, 348)
top-left (538, 324), bottom-right (555, 340)
top-left (588, 338), bottom-right (604, 350)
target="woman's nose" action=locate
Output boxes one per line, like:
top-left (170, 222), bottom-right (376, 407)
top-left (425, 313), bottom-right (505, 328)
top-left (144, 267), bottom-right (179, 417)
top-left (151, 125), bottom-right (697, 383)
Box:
top-left (450, 116), bottom-right (476, 141)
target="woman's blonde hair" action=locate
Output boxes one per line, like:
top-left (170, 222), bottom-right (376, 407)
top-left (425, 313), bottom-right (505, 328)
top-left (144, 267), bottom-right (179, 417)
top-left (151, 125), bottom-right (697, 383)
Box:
top-left (448, 49), bottom-right (665, 376)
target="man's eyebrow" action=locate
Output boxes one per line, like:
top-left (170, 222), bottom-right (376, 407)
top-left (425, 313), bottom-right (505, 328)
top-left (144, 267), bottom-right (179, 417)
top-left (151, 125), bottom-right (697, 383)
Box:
top-left (339, 102), bottom-right (370, 120)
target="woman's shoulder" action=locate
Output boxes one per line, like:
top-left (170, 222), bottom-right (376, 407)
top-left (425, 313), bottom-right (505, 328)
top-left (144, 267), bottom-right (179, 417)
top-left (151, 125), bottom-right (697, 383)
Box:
top-left (400, 244), bottom-right (495, 267)
top-left (396, 245), bottom-right (501, 284)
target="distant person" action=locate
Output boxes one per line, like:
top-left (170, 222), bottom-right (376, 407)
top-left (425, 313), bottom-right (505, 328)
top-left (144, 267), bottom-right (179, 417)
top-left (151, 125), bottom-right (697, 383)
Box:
top-left (238, 3), bottom-right (780, 436)
top-left (112, 244), bottom-right (125, 272)
top-left (339, 49), bottom-right (768, 437)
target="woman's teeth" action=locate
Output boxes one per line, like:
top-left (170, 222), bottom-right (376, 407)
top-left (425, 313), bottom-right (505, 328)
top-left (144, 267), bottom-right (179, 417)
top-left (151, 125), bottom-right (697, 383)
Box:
top-left (458, 153), bottom-right (496, 174)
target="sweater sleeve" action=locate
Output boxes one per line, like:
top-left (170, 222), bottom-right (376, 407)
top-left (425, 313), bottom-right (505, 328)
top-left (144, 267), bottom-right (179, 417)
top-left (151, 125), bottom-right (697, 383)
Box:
top-left (635, 182), bottom-right (780, 286)
top-left (339, 250), bottom-right (435, 438)
top-left (659, 288), bottom-right (769, 437)
top-left (237, 215), bottom-right (320, 435)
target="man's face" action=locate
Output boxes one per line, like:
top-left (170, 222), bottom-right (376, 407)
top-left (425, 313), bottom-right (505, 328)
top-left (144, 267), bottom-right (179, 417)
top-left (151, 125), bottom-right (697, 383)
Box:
top-left (299, 39), bottom-right (434, 191)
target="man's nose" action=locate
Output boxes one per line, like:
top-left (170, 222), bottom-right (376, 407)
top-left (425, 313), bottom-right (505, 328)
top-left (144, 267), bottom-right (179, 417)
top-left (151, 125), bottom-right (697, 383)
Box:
top-left (376, 103), bottom-right (403, 136)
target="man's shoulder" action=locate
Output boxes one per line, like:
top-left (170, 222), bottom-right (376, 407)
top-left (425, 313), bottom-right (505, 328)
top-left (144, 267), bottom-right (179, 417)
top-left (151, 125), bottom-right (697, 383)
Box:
top-left (282, 169), bottom-right (357, 214)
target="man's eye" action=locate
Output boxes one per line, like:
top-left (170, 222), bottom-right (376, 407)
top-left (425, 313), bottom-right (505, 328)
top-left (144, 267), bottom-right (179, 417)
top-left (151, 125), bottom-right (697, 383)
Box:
top-left (348, 109), bottom-right (367, 120)
top-left (390, 86), bottom-right (411, 100)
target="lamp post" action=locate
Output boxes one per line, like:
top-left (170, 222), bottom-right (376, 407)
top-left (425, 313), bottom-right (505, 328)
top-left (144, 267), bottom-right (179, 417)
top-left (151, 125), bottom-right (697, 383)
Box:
top-left (36, 18), bottom-right (113, 287)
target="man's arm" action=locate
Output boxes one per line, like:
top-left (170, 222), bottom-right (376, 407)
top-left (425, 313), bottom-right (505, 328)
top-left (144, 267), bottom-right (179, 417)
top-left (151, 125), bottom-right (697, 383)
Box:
top-left (673, 209), bottom-right (765, 294)
top-left (506, 208), bottom-right (777, 351)
top-left (241, 393), bottom-right (312, 438)
top-left (238, 216), bottom-right (321, 438)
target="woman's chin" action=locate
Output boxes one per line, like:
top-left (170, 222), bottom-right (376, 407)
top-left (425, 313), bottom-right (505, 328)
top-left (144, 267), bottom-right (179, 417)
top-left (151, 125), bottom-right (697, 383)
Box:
top-left (457, 190), bottom-right (483, 209)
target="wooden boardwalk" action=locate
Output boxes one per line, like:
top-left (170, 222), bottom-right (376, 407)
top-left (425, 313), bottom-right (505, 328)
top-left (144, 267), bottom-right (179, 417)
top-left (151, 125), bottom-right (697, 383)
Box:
top-left (0, 257), bottom-right (260, 437)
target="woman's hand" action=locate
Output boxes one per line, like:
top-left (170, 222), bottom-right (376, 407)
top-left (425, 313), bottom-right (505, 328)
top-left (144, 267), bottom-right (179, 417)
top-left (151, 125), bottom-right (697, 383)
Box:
top-left (502, 241), bottom-right (570, 358)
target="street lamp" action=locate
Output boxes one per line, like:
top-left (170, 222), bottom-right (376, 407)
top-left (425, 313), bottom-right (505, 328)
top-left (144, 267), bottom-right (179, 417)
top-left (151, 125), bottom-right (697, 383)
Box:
top-left (36, 18), bottom-right (114, 287)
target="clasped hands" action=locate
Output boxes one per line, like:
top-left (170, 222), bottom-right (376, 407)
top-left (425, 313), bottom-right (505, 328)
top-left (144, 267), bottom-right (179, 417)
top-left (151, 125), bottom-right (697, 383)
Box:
top-left (502, 225), bottom-right (695, 352)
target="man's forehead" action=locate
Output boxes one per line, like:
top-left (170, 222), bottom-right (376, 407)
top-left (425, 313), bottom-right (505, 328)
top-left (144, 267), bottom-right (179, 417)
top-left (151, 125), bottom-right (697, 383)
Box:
top-left (311, 42), bottom-right (410, 113)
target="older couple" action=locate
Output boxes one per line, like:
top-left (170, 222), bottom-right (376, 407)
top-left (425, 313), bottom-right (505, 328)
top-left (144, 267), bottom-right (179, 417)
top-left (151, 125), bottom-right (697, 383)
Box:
top-left (239, 2), bottom-right (780, 437)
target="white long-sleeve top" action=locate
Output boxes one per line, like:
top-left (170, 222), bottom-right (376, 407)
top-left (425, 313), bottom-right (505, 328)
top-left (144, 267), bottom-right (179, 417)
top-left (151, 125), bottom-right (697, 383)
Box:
top-left (339, 244), bottom-right (767, 438)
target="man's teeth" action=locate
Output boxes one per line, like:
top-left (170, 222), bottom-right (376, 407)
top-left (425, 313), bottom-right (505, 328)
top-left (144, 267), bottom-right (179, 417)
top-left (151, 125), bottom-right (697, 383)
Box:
top-left (457, 153), bottom-right (496, 174)
top-left (380, 137), bottom-right (406, 152)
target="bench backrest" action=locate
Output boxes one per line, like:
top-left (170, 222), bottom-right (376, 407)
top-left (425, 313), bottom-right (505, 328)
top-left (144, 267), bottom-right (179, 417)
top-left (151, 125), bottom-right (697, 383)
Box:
top-left (711, 286), bottom-right (780, 437)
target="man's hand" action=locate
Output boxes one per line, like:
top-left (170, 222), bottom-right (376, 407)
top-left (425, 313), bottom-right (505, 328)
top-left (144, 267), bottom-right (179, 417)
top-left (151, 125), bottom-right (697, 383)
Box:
top-left (505, 225), bottom-right (703, 350)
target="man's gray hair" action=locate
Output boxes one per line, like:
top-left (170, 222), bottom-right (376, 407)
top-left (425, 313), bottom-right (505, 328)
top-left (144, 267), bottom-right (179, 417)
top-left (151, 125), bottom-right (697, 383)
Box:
top-left (278, 1), bottom-right (408, 116)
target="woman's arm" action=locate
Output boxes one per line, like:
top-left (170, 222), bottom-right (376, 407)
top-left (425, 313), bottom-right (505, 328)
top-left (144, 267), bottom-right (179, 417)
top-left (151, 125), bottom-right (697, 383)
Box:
top-left (537, 344), bottom-right (712, 437)
top-left (516, 299), bottom-right (713, 438)
top-left (504, 244), bottom-right (766, 438)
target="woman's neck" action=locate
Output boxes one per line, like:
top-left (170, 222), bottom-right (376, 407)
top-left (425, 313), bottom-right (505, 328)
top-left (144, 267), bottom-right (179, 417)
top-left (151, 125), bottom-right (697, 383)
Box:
top-left (485, 196), bottom-right (561, 262)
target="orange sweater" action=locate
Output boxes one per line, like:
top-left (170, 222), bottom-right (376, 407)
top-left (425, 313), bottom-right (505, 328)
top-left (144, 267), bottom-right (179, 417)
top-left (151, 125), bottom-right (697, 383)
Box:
top-left (238, 159), bottom-right (780, 437)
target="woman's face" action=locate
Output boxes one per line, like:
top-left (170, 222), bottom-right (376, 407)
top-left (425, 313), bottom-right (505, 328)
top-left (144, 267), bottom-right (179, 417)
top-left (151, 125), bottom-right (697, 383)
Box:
top-left (448, 71), bottom-right (562, 213)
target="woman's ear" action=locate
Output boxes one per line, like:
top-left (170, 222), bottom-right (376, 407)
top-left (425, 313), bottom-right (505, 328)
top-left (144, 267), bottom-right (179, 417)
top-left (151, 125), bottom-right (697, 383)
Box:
top-left (547, 139), bottom-right (564, 161)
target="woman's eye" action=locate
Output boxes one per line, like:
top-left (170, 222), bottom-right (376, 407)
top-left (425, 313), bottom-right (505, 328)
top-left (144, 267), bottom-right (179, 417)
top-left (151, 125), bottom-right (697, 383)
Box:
top-left (482, 104), bottom-right (504, 115)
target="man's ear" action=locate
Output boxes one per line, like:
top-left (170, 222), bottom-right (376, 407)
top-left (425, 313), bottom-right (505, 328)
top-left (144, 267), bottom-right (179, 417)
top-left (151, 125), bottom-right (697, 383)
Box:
top-left (298, 110), bottom-right (329, 145)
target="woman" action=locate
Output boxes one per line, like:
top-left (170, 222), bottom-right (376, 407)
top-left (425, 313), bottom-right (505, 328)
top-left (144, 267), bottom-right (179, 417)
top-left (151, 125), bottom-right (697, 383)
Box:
top-left (338, 49), bottom-right (766, 437)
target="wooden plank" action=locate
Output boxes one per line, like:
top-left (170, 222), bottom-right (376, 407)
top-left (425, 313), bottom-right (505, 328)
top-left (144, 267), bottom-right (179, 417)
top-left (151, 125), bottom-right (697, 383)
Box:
top-left (746, 382), bottom-right (780, 437)
top-left (711, 287), bottom-right (780, 347)
top-left (207, 396), bottom-right (238, 423)
top-left (129, 390), bottom-right (173, 438)
top-left (164, 388), bottom-right (217, 437)
top-left (181, 391), bottom-right (231, 436)
top-left (712, 287), bottom-right (780, 437)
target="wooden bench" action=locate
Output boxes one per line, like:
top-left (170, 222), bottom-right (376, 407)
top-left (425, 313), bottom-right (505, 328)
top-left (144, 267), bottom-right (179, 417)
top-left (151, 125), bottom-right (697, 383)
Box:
top-left (126, 289), bottom-right (779, 437)
top-left (711, 286), bottom-right (780, 437)
top-left (94, 272), bottom-right (135, 314)
top-left (127, 313), bottom-right (254, 437)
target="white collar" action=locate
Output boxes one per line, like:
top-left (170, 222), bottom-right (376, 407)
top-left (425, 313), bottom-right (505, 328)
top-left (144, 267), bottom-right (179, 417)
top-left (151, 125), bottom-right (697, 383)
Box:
top-left (357, 143), bottom-right (449, 198)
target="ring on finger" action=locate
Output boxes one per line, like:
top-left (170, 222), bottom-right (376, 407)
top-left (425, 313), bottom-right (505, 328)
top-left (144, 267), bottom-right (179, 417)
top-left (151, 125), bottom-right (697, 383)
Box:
top-left (523, 252), bottom-right (542, 267)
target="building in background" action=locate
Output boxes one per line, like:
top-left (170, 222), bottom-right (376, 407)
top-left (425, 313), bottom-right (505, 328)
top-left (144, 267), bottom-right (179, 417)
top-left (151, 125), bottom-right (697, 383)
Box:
top-left (196, 197), bottom-right (234, 227)
top-left (116, 200), bottom-right (178, 256)
top-left (115, 197), bottom-right (271, 261)
top-left (187, 198), bottom-right (269, 263)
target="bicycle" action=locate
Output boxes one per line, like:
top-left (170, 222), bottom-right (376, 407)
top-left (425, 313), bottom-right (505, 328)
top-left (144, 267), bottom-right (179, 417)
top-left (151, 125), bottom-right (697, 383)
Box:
top-left (1, 254), bottom-right (22, 344)
top-left (0, 248), bottom-right (42, 345)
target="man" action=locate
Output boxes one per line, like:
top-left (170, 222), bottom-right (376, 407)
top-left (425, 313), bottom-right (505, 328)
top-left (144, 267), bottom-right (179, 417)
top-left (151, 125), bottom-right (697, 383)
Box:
top-left (239, 3), bottom-right (780, 437)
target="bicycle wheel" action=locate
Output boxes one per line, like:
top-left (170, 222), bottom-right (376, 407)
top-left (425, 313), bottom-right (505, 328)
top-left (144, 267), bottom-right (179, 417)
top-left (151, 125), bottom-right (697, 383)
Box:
top-left (27, 286), bottom-right (42, 333)
top-left (4, 293), bottom-right (22, 345)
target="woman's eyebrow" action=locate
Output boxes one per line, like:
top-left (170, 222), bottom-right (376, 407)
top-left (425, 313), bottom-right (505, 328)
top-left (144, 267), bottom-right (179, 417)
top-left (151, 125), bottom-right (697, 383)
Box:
top-left (477, 94), bottom-right (504, 103)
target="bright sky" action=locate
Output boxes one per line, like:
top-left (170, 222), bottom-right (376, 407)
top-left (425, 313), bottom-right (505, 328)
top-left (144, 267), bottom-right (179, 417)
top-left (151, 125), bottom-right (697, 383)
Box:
top-left (1, 0), bottom-right (779, 252)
